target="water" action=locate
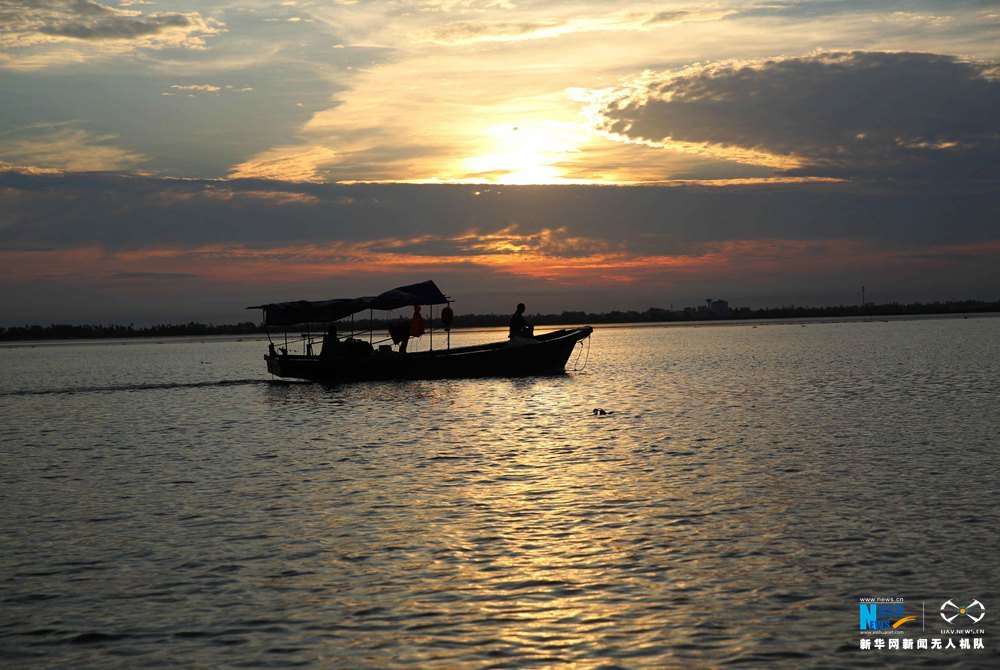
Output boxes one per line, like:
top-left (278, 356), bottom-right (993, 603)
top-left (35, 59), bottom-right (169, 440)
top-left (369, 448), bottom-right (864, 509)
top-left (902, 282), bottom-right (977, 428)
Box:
top-left (2, 318), bottom-right (998, 668)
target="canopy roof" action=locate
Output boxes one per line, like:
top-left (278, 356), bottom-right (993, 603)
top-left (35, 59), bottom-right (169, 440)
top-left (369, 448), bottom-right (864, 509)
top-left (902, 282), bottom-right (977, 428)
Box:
top-left (249, 280), bottom-right (450, 326)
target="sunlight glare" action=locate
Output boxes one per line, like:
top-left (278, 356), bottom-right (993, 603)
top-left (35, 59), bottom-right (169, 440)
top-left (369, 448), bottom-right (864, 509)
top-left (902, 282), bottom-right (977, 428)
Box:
top-left (462, 122), bottom-right (586, 185)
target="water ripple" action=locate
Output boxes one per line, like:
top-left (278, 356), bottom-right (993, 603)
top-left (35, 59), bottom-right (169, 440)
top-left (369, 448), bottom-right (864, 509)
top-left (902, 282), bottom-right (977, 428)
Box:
top-left (2, 321), bottom-right (999, 667)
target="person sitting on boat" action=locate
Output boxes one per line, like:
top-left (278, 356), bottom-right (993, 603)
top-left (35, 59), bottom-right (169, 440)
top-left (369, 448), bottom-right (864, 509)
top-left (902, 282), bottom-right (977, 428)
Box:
top-left (320, 325), bottom-right (339, 362)
top-left (509, 303), bottom-right (533, 339)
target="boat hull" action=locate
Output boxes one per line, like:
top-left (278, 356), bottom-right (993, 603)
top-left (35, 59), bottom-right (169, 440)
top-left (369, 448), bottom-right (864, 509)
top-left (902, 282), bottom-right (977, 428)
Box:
top-left (265, 326), bottom-right (592, 383)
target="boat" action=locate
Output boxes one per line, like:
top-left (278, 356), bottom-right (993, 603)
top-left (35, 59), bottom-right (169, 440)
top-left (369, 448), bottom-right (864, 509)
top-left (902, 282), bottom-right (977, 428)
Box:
top-left (248, 280), bottom-right (593, 383)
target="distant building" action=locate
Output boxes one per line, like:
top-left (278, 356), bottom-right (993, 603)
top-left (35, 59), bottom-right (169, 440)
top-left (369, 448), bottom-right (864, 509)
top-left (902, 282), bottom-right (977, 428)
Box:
top-left (683, 298), bottom-right (733, 318)
top-left (710, 299), bottom-right (731, 316)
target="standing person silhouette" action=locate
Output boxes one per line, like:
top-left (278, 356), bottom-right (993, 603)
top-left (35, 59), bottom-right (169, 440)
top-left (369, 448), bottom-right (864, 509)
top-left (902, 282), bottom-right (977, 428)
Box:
top-left (410, 305), bottom-right (425, 338)
top-left (508, 303), bottom-right (533, 338)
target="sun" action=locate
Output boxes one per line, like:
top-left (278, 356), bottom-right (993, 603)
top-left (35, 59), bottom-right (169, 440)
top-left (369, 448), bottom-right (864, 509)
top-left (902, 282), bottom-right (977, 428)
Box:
top-left (461, 122), bottom-right (586, 184)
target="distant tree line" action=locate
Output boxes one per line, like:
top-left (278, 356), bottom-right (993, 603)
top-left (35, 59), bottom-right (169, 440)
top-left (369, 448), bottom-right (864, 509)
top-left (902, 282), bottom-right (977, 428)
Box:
top-left (2, 300), bottom-right (998, 341)
top-left (451, 299), bottom-right (1000, 326)
top-left (0, 321), bottom-right (262, 341)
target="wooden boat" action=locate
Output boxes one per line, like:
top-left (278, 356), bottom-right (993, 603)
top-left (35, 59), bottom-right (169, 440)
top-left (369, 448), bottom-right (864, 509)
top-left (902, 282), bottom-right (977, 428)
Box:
top-left (249, 280), bottom-right (592, 383)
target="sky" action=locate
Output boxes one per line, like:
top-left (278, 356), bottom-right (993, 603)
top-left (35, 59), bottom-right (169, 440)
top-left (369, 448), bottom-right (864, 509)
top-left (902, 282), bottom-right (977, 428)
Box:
top-left (1, 0), bottom-right (998, 325)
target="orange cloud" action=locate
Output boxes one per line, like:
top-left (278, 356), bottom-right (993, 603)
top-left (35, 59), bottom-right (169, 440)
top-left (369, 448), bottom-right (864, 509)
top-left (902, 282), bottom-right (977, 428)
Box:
top-left (4, 235), bottom-right (999, 294)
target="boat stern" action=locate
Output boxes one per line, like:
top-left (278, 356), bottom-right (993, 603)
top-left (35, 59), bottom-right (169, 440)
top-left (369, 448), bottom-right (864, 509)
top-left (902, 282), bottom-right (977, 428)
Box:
top-left (265, 353), bottom-right (323, 380)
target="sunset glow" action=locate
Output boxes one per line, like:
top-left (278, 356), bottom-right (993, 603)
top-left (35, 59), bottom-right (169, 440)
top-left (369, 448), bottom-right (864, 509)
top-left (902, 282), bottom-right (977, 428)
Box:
top-left (1, 1), bottom-right (998, 323)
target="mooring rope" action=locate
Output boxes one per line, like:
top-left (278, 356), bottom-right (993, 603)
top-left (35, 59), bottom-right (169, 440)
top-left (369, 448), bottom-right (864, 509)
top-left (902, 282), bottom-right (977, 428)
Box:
top-left (572, 335), bottom-right (591, 371)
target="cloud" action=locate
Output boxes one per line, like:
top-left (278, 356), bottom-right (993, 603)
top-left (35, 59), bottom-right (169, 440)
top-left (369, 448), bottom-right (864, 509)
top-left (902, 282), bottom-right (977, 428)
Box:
top-left (424, 9), bottom-right (734, 44)
top-left (452, 226), bottom-right (612, 258)
top-left (734, 0), bottom-right (975, 22)
top-left (228, 146), bottom-right (339, 182)
top-left (0, 0), bottom-right (221, 69)
top-left (5, 231), bottom-right (998, 308)
top-left (0, 172), bottom-right (997, 321)
top-left (587, 51), bottom-right (1000, 185)
top-left (172, 84), bottom-right (224, 93)
top-left (197, 186), bottom-right (318, 205)
top-left (0, 227), bottom-right (862, 287)
top-left (164, 84), bottom-right (255, 96)
top-left (2, 171), bottom-right (997, 251)
top-left (0, 124), bottom-right (146, 171)
top-left (112, 272), bottom-right (197, 280)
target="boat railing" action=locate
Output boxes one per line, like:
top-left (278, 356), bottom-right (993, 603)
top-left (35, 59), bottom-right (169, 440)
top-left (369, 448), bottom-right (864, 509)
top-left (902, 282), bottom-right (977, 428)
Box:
top-left (264, 310), bottom-right (590, 361)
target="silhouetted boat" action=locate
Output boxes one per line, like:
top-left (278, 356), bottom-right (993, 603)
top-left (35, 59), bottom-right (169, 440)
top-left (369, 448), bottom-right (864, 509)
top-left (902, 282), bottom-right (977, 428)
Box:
top-left (248, 280), bottom-right (592, 383)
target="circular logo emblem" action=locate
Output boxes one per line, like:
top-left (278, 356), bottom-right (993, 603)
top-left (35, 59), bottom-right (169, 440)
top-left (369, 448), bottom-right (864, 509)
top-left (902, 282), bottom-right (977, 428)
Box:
top-left (940, 599), bottom-right (985, 624)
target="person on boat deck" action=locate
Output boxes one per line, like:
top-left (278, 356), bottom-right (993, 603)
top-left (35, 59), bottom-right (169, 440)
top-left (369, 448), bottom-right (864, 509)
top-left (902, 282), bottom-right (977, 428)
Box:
top-left (320, 325), bottom-right (339, 361)
top-left (396, 306), bottom-right (425, 353)
top-left (509, 303), bottom-right (533, 338)
top-left (410, 305), bottom-right (425, 338)
top-left (388, 321), bottom-right (410, 353)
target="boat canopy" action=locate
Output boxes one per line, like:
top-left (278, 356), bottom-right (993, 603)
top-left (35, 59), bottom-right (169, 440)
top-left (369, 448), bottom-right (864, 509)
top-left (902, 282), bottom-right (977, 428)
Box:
top-left (249, 280), bottom-right (450, 326)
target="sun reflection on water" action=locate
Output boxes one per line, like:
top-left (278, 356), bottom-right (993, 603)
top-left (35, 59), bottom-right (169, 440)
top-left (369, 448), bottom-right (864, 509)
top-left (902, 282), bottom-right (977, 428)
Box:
top-left (5, 320), bottom-right (999, 666)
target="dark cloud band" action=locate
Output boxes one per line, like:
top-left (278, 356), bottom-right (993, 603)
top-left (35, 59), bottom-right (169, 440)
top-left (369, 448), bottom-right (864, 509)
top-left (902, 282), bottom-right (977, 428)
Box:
top-left (592, 51), bottom-right (1000, 184)
top-left (0, 0), bottom-right (217, 53)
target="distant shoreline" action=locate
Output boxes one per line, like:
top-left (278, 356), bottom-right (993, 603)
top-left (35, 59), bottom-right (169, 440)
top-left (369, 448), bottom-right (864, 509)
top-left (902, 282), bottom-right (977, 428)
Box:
top-left (2, 300), bottom-right (998, 342)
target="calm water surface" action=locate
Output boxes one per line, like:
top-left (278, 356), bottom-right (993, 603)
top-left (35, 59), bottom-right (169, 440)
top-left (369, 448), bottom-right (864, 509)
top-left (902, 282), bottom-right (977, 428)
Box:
top-left (2, 318), bottom-right (999, 668)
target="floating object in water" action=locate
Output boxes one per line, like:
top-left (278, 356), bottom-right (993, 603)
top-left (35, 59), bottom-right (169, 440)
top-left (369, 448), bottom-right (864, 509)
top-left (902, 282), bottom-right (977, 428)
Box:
top-left (593, 408), bottom-right (614, 416)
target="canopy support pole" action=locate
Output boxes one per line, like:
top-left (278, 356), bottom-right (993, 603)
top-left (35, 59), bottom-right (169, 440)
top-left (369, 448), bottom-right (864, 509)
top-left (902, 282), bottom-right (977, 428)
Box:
top-left (429, 304), bottom-right (433, 351)
top-left (262, 310), bottom-right (274, 345)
